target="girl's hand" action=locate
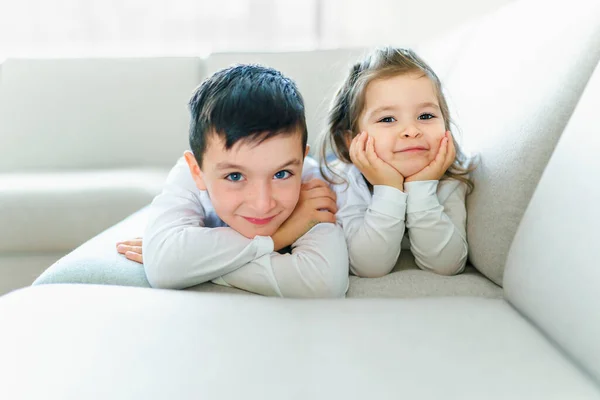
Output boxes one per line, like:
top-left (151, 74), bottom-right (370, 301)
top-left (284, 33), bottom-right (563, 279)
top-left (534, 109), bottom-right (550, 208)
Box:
top-left (405, 131), bottom-right (456, 183)
top-left (350, 131), bottom-right (404, 191)
top-left (116, 237), bottom-right (143, 264)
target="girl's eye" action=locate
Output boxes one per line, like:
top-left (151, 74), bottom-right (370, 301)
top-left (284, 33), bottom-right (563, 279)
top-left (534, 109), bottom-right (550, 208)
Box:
top-left (418, 113), bottom-right (435, 120)
top-left (274, 170), bottom-right (292, 180)
top-left (225, 172), bottom-right (244, 182)
top-left (378, 116), bottom-right (396, 123)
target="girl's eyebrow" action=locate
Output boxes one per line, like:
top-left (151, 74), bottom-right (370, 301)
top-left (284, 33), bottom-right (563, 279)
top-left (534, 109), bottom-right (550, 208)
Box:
top-left (368, 105), bottom-right (397, 117)
top-left (417, 102), bottom-right (441, 110)
top-left (369, 101), bottom-right (440, 117)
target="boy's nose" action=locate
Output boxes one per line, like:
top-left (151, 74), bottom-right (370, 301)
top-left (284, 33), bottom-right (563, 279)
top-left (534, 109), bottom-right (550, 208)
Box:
top-left (248, 182), bottom-right (276, 215)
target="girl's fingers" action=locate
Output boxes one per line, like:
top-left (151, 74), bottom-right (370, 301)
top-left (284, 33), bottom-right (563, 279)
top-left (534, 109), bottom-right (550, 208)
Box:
top-left (434, 135), bottom-right (449, 166)
top-left (349, 134), bottom-right (360, 165)
top-left (355, 132), bottom-right (371, 167)
top-left (365, 135), bottom-right (380, 166)
top-left (446, 131), bottom-right (457, 168)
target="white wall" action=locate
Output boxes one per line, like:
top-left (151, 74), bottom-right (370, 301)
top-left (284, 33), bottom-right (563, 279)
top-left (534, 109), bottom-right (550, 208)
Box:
top-left (0, 0), bottom-right (518, 58)
top-left (319, 0), bottom-right (518, 48)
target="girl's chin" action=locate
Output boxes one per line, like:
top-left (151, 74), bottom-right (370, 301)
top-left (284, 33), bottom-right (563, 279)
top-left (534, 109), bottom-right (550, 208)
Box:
top-left (394, 164), bottom-right (429, 178)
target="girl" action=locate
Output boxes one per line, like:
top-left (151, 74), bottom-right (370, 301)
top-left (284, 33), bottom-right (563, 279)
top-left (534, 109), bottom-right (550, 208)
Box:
top-left (319, 46), bottom-right (474, 278)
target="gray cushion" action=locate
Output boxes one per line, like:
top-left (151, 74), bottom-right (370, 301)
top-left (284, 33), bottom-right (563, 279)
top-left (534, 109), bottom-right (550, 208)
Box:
top-left (347, 252), bottom-right (501, 298)
top-left (1, 285), bottom-right (598, 400)
top-left (504, 61), bottom-right (600, 384)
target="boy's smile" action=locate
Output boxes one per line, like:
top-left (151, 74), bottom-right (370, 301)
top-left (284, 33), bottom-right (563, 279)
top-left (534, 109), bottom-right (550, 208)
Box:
top-left (185, 129), bottom-right (307, 239)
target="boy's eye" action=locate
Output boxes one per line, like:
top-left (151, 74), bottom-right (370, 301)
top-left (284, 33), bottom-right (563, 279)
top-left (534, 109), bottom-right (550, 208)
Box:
top-left (378, 116), bottom-right (396, 123)
top-left (418, 113), bottom-right (435, 120)
top-left (274, 170), bottom-right (292, 180)
top-left (225, 172), bottom-right (244, 182)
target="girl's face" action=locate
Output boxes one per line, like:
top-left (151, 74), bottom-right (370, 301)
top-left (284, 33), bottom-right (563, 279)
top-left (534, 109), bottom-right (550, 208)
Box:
top-left (357, 72), bottom-right (447, 177)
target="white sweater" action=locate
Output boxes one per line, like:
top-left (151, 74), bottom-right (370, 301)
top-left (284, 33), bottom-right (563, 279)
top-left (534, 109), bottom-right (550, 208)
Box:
top-left (142, 156), bottom-right (349, 298)
top-left (330, 162), bottom-right (468, 277)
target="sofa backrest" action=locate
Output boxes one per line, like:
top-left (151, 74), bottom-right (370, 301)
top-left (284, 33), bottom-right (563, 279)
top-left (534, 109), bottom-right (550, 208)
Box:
top-left (0, 58), bottom-right (204, 172)
top-left (503, 61), bottom-right (600, 384)
top-left (415, 0), bottom-right (600, 286)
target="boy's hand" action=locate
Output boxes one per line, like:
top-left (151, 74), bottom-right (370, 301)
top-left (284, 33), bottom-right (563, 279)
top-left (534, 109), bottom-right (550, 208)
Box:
top-left (405, 131), bottom-right (456, 183)
top-left (271, 179), bottom-right (337, 251)
top-left (350, 131), bottom-right (404, 191)
top-left (116, 238), bottom-right (144, 264)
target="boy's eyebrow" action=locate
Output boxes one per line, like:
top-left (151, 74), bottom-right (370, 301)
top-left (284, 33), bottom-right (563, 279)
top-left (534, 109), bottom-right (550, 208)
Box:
top-left (215, 158), bottom-right (302, 171)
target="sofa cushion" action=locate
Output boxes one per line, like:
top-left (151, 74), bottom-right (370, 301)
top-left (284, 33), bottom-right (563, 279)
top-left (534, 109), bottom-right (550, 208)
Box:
top-left (0, 57), bottom-right (202, 172)
top-left (504, 62), bottom-right (600, 384)
top-left (0, 169), bottom-right (168, 253)
top-left (416, 0), bottom-right (600, 285)
top-left (33, 206), bottom-right (502, 298)
top-left (347, 263), bottom-right (501, 299)
top-left (31, 206), bottom-right (151, 287)
top-left (1, 285), bottom-right (598, 400)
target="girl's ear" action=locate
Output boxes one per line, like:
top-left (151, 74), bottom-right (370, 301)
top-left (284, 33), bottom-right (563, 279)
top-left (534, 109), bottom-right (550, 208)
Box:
top-left (344, 130), bottom-right (355, 149)
top-left (304, 144), bottom-right (310, 158)
top-left (184, 151), bottom-right (207, 191)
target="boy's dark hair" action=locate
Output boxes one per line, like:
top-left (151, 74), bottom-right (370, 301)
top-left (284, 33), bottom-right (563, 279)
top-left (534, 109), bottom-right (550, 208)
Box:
top-left (188, 64), bottom-right (308, 167)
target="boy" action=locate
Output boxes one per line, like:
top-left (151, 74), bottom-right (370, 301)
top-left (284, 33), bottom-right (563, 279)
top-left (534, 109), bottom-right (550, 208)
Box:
top-left (118, 64), bottom-right (349, 298)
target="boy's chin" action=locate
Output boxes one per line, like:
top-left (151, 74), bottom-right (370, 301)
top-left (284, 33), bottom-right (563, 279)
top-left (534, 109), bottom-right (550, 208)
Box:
top-left (231, 222), bottom-right (281, 240)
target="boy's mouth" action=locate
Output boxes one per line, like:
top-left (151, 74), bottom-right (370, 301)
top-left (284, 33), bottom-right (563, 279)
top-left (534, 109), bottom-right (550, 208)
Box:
top-left (243, 216), bottom-right (276, 225)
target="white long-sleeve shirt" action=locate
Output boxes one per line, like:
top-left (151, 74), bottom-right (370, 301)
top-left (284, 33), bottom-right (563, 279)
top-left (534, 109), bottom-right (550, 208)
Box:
top-left (330, 162), bottom-right (468, 278)
top-left (142, 156), bottom-right (349, 298)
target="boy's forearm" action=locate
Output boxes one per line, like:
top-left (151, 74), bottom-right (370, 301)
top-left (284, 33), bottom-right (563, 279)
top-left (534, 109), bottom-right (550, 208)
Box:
top-left (144, 226), bottom-right (274, 289)
top-left (219, 223), bottom-right (349, 298)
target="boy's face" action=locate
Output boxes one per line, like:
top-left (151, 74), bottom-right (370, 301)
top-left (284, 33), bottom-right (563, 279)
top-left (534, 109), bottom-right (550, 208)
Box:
top-left (185, 130), bottom-right (307, 239)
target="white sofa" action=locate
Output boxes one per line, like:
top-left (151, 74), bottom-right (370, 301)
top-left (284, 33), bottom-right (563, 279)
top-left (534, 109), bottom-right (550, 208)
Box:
top-left (9, 0), bottom-right (597, 298)
top-left (0, 0), bottom-right (599, 397)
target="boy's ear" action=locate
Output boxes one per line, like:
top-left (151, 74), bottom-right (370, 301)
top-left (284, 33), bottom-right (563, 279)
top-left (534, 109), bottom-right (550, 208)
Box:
top-left (184, 151), bottom-right (207, 191)
top-left (304, 144), bottom-right (310, 158)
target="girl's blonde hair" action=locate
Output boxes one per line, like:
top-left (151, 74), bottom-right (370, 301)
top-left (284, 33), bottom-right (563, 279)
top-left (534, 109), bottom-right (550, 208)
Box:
top-left (319, 46), bottom-right (475, 192)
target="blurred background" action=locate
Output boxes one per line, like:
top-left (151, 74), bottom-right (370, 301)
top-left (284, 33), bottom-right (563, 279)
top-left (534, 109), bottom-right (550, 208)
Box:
top-left (0, 0), bottom-right (514, 58)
